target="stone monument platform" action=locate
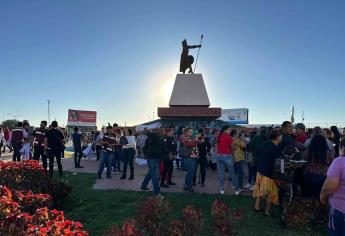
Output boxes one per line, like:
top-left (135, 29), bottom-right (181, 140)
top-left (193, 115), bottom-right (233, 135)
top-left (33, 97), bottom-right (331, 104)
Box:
top-left (158, 73), bottom-right (221, 119)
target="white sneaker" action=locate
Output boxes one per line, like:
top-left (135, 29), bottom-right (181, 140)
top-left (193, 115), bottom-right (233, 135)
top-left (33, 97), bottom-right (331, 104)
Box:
top-left (220, 190), bottom-right (225, 195)
top-left (243, 184), bottom-right (251, 189)
top-left (250, 186), bottom-right (254, 191)
top-left (235, 189), bottom-right (241, 195)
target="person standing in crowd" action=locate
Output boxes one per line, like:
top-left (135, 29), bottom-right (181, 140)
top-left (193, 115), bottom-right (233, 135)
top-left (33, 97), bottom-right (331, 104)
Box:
top-left (295, 123), bottom-right (308, 148)
top-left (161, 129), bottom-right (177, 187)
top-left (178, 128), bottom-right (189, 169)
top-left (136, 128), bottom-right (148, 158)
top-left (253, 129), bottom-right (282, 216)
top-left (193, 128), bottom-right (211, 187)
top-left (180, 128), bottom-right (200, 192)
top-left (121, 129), bottom-right (136, 180)
top-left (94, 128), bottom-right (104, 161)
top-left (141, 129), bottom-right (167, 196)
top-left (11, 122), bottom-right (27, 162)
top-left (231, 129), bottom-right (247, 190)
top-left (216, 125), bottom-right (240, 195)
top-left (305, 127), bottom-right (335, 153)
top-left (320, 138), bottom-right (345, 236)
top-left (2, 126), bottom-right (12, 153)
top-left (72, 127), bottom-right (84, 168)
top-left (33, 121), bottom-right (48, 169)
top-left (44, 121), bottom-right (64, 177)
top-left (279, 121), bottom-right (295, 153)
top-left (113, 123), bottom-right (123, 173)
top-left (303, 135), bottom-right (334, 217)
top-left (330, 126), bottom-right (341, 158)
top-left (97, 126), bottom-right (116, 179)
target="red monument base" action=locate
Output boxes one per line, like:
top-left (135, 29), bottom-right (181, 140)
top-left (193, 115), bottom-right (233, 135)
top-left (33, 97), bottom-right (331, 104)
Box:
top-left (157, 107), bottom-right (221, 119)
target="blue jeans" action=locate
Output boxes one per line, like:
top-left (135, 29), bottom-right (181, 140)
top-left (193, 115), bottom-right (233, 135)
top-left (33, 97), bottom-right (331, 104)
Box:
top-left (141, 159), bottom-right (161, 195)
top-left (248, 162), bottom-right (257, 185)
top-left (216, 155), bottom-right (239, 191)
top-left (329, 208), bottom-right (345, 236)
top-left (234, 160), bottom-right (244, 189)
top-left (97, 151), bottom-right (114, 176)
top-left (184, 157), bottom-right (198, 189)
top-left (112, 149), bottom-right (124, 171)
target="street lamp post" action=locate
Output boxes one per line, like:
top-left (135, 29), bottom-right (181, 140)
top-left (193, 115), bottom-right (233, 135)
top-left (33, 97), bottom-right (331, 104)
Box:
top-left (47, 100), bottom-right (51, 125)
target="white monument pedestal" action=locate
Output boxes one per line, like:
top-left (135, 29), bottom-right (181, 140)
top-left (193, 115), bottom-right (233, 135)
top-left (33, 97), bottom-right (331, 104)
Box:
top-left (158, 73), bottom-right (221, 119)
top-left (169, 74), bottom-right (210, 107)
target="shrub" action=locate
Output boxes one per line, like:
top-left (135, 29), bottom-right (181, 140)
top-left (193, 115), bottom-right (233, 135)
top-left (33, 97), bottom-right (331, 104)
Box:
top-left (211, 200), bottom-right (244, 236)
top-left (107, 197), bottom-right (204, 236)
top-left (136, 196), bottom-right (171, 236)
top-left (0, 161), bottom-right (72, 206)
top-left (0, 186), bottom-right (88, 236)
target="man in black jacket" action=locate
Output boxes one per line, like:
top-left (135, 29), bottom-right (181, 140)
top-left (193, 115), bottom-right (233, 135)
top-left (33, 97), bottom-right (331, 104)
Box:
top-left (140, 129), bottom-right (167, 196)
top-left (44, 121), bottom-right (64, 177)
top-left (161, 129), bottom-right (177, 188)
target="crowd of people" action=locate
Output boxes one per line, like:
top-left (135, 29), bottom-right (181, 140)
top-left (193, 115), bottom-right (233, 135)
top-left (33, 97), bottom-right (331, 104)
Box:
top-left (1, 120), bottom-right (345, 235)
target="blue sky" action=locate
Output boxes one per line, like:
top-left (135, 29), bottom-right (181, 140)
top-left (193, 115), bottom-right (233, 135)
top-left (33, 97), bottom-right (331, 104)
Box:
top-left (1, 0), bottom-right (344, 127)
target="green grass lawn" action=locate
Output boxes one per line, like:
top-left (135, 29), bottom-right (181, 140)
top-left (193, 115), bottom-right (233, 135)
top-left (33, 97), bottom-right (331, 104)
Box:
top-left (61, 172), bottom-right (326, 236)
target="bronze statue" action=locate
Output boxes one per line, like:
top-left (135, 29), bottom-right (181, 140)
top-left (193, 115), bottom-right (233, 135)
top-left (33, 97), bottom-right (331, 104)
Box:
top-left (179, 38), bottom-right (202, 74)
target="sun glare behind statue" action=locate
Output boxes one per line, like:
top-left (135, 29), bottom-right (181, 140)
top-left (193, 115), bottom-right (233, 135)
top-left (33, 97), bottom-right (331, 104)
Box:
top-left (150, 64), bottom-right (177, 106)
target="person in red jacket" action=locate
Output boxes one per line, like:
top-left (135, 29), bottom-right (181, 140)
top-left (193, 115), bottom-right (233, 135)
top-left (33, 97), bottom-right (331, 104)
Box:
top-left (216, 125), bottom-right (240, 195)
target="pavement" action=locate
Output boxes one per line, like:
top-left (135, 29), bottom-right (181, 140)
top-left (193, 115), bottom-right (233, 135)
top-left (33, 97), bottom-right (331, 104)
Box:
top-left (0, 149), bottom-right (253, 196)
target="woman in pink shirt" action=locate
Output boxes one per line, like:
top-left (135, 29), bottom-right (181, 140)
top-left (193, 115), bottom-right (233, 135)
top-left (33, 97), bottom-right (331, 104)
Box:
top-left (320, 138), bottom-right (345, 235)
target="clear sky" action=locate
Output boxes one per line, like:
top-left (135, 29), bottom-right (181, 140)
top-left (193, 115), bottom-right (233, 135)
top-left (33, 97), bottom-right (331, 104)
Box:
top-left (1, 0), bottom-right (344, 127)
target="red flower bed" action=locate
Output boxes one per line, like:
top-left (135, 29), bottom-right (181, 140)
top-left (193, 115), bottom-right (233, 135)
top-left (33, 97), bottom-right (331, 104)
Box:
top-left (0, 161), bottom-right (72, 206)
top-left (0, 185), bottom-right (88, 236)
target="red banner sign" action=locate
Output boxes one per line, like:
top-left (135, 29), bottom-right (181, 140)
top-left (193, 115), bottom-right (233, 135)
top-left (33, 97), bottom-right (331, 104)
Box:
top-left (67, 109), bottom-right (97, 126)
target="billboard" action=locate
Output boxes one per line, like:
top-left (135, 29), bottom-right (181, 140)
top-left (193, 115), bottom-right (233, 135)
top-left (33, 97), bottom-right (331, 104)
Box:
top-left (67, 109), bottom-right (97, 127)
top-left (220, 108), bottom-right (249, 125)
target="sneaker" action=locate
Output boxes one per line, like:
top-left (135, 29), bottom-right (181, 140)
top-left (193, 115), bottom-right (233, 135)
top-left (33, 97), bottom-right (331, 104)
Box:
top-left (128, 176), bottom-right (134, 180)
top-left (235, 189), bottom-right (242, 196)
top-left (120, 176), bottom-right (126, 180)
top-left (75, 166), bottom-right (84, 169)
top-left (220, 190), bottom-right (225, 195)
top-left (243, 184), bottom-right (251, 189)
top-left (167, 182), bottom-right (176, 186)
top-left (183, 186), bottom-right (194, 192)
top-left (160, 183), bottom-right (170, 188)
top-left (250, 186), bottom-right (254, 191)
top-left (140, 186), bottom-right (150, 191)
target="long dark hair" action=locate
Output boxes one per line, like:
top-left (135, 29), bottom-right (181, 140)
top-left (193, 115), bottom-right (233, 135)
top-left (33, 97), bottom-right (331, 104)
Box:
top-left (308, 135), bottom-right (328, 163)
top-left (330, 126), bottom-right (340, 139)
top-left (217, 125), bottom-right (230, 143)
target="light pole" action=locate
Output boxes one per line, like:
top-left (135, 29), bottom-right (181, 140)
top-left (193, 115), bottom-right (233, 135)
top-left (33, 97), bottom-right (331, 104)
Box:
top-left (47, 100), bottom-right (51, 125)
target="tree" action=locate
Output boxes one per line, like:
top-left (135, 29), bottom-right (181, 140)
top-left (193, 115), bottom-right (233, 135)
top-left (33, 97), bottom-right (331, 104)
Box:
top-left (1, 119), bottom-right (19, 129)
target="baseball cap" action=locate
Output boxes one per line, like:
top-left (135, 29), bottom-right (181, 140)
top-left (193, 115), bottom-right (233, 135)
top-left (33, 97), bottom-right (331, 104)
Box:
top-left (295, 123), bottom-right (305, 130)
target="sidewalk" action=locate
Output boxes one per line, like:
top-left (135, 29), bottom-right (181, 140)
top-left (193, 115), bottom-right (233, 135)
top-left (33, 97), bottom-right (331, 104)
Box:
top-left (63, 156), bottom-right (252, 196)
top-left (1, 150), bottom-right (252, 196)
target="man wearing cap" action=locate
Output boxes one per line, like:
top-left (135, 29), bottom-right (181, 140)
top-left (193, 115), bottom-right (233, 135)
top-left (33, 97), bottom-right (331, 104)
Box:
top-left (295, 123), bottom-right (308, 151)
top-left (33, 121), bottom-right (48, 169)
top-left (11, 122), bottom-right (27, 162)
top-left (112, 123), bottom-right (123, 173)
top-left (97, 126), bottom-right (116, 179)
